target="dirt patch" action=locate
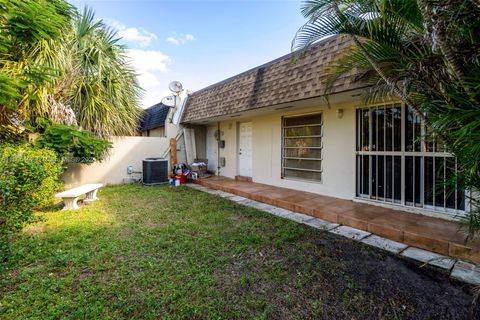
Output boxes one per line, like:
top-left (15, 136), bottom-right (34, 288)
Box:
top-left (213, 228), bottom-right (479, 319)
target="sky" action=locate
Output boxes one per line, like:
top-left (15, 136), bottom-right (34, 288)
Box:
top-left (69, 0), bottom-right (307, 108)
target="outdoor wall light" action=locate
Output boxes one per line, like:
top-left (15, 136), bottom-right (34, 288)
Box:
top-left (336, 108), bottom-right (344, 119)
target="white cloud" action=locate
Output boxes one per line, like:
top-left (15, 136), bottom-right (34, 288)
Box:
top-left (119, 27), bottom-right (158, 47)
top-left (127, 49), bottom-right (171, 74)
top-left (106, 19), bottom-right (158, 48)
top-left (126, 49), bottom-right (172, 108)
top-left (166, 32), bottom-right (195, 45)
top-left (166, 37), bottom-right (180, 45)
top-left (104, 20), bottom-right (194, 107)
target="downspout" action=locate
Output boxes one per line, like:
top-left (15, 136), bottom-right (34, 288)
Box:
top-left (217, 121), bottom-right (221, 176)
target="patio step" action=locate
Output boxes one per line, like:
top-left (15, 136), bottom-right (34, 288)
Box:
top-left (195, 176), bottom-right (480, 264)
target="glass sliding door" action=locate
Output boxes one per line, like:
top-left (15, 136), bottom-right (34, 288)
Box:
top-left (355, 103), bottom-right (465, 215)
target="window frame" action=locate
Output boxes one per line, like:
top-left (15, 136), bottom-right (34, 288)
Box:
top-left (281, 112), bottom-right (323, 183)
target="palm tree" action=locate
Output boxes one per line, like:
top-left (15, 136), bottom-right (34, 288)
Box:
top-left (292, 0), bottom-right (480, 236)
top-left (28, 8), bottom-right (143, 137)
top-left (1, 3), bottom-right (142, 138)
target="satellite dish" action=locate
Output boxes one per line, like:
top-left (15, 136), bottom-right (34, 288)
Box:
top-left (168, 81), bottom-right (184, 94)
top-left (161, 95), bottom-right (175, 107)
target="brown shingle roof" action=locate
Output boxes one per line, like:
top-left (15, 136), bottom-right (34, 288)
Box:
top-left (182, 35), bottom-right (362, 123)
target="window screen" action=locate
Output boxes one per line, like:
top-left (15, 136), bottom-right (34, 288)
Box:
top-left (282, 113), bottom-right (322, 181)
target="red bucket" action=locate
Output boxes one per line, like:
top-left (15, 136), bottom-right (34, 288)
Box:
top-left (175, 173), bottom-right (187, 184)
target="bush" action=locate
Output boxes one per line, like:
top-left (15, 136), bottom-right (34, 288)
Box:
top-left (0, 144), bottom-right (62, 262)
top-left (35, 124), bottom-right (112, 164)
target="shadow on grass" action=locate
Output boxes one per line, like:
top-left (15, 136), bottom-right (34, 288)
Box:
top-left (0, 184), bottom-right (478, 319)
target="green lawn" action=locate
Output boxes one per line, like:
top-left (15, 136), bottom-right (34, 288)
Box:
top-left (0, 185), bottom-right (476, 319)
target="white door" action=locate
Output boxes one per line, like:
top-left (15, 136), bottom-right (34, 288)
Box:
top-left (238, 122), bottom-right (253, 177)
top-left (206, 126), bottom-right (218, 173)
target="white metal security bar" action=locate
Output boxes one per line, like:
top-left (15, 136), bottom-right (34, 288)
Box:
top-left (355, 103), bottom-right (465, 216)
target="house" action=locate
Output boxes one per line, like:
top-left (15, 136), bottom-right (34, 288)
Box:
top-left (139, 103), bottom-right (170, 137)
top-left (181, 35), bottom-right (467, 219)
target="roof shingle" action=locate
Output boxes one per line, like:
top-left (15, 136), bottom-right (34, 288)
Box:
top-left (182, 35), bottom-right (362, 123)
top-left (140, 103), bottom-right (170, 131)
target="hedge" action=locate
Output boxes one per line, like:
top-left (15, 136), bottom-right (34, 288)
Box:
top-left (0, 144), bottom-right (62, 262)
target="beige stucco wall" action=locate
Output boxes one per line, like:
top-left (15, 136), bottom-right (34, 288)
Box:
top-left (206, 102), bottom-right (358, 200)
top-left (62, 136), bottom-right (171, 188)
top-left (62, 119), bottom-right (182, 188)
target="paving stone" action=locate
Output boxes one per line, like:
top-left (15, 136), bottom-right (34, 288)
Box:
top-left (303, 218), bottom-right (339, 231)
top-left (187, 186), bottom-right (232, 197)
top-left (261, 206), bottom-right (282, 213)
top-left (243, 201), bottom-right (277, 212)
top-left (236, 198), bottom-right (257, 206)
top-left (260, 206), bottom-right (279, 213)
top-left (187, 184), bottom-right (208, 190)
top-left (249, 202), bottom-right (277, 210)
top-left (238, 199), bottom-right (260, 206)
top-left (286, 212), bottom-right (315, 223)
top-left (268, 207), bottom-right (296, 218)
top-left (330, 225), bottom-right (371, 241)
top-left (400, 247), bottom-right (456, 270)
top-left (216, 192), bottom-right (235, 198)
top-left (361, 235), bottom-right (409, 254)
top-left (206, 189), bottom-right (227, 195)
top-left (204, 189), bottom-right (224, 195)
top-left (450, 261), bottom-right (480, 285)
top-left (229, 195), bottom-right (248, 202)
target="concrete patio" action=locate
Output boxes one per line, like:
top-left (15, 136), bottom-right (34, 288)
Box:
top-left (196, 176), bottom-right (480, 264)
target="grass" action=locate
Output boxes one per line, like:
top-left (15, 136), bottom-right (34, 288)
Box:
top-left (0, 184), bottom-right (476, 319)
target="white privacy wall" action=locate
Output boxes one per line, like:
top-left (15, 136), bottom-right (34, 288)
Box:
top-left (62, 136), bottom-right (171, 188)
top-left (205, 102), bottom-right (358, 200)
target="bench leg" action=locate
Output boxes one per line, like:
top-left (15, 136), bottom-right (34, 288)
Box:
top-left (63, 197), bottom-right (80, 210)
top-left (85, 189), bottom-right (98, 201)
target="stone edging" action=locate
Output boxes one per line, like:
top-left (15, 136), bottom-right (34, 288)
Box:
top-left (186, 183), bottom-right (480, 286)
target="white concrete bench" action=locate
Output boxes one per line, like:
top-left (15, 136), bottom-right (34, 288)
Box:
top-left (56, 183), bottom-right (103, 210)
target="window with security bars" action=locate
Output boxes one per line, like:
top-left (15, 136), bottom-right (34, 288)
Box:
top-left (356, 103), bottom-right (465, 215)
top-left (282, 113), bottom-right (322, 181)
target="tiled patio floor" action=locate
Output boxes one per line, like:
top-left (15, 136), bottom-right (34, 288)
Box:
top-left (197, 176), bottom-right (480, 263)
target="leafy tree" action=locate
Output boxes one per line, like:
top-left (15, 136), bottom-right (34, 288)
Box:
top-left (0, 0), bottom-right (71, 128)
top-left (293, 0), bottom-right (480, 236)
top-left (36, 124), bottom-right (112, 163)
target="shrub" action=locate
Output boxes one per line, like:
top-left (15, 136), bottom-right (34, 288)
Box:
top-left (0, 144), bottom-right (62, 262)
top-left (35, 124), bottom-right (112, 164)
